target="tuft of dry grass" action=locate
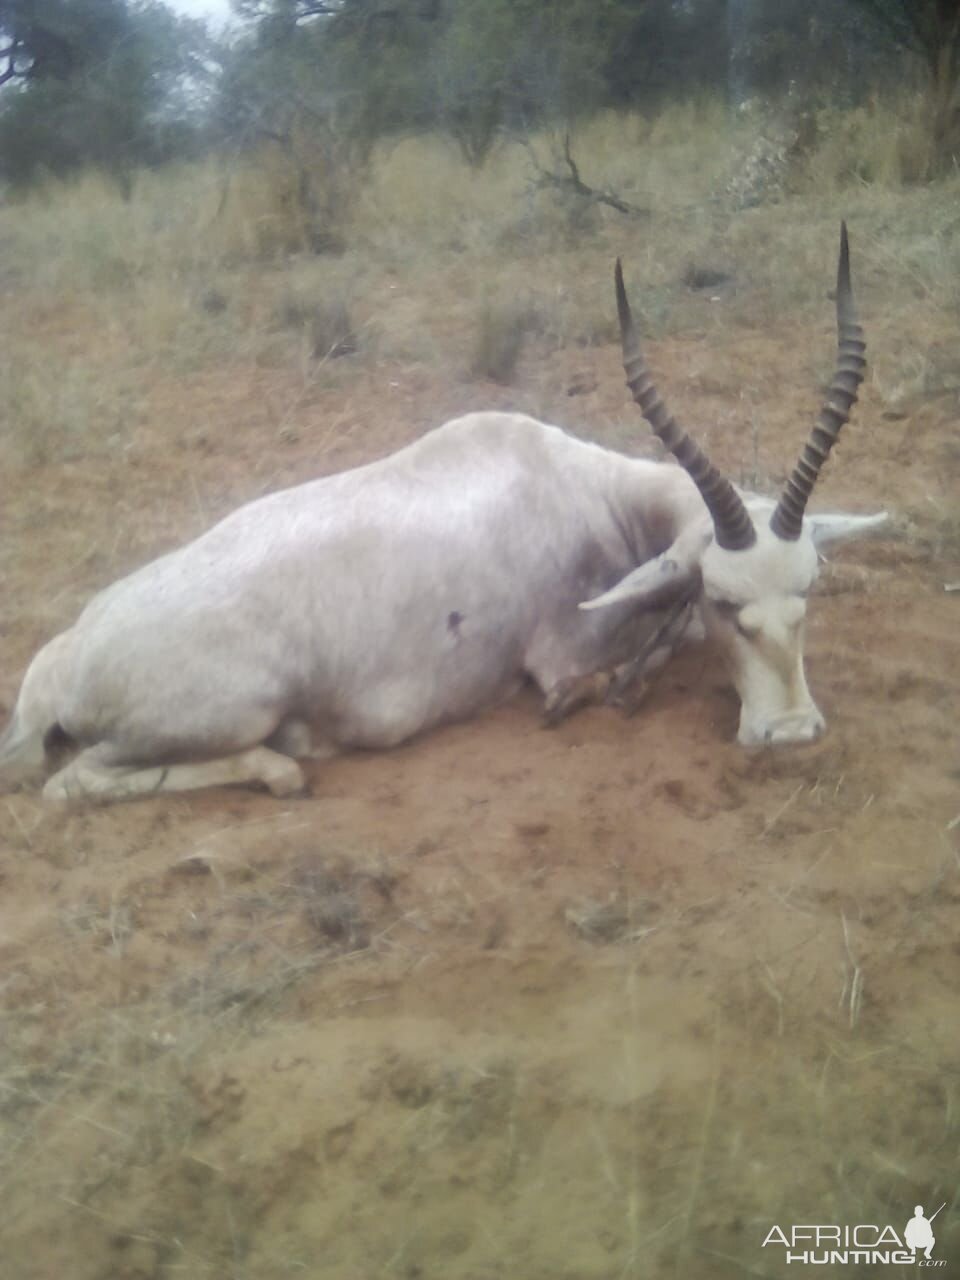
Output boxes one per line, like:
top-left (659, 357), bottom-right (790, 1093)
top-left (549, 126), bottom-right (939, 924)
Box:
top-left (799, 93), bottom-right (943, 190)
top-left (469, 296), bottom-right (545, 384)
top-left (274, 293), bottom-right (359, 361)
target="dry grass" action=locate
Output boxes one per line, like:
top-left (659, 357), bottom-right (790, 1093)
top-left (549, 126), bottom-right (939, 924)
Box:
top-left (0, 838), bottom-right (396, 1207)
top-left (3, 99), bottom-right (959, 468)
top-left (2, 824), bottom-right (954, 1277)
top-left (801, 93), bottom-right (945, 189)
top-left (469, 295), bottom-right (545, 383)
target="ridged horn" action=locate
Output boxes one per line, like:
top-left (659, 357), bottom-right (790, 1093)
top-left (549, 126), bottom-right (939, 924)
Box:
top-left (770, 222), bottom-right (866, 541)
top-left (615, 258), bottom-right (756, 552)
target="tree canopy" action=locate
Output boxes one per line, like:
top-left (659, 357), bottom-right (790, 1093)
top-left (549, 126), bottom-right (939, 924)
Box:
top-left (0, 0), bottom-right (211, 185)
top-left (1, 0), bottom-right (957, 188)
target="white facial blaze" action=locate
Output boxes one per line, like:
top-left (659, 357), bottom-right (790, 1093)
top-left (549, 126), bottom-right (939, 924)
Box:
top-left (700, 519), bottom-right (824, 745)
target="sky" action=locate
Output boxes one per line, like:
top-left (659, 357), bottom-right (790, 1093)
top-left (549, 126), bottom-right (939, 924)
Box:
top-left (164, 0), bottom-right (236, 30)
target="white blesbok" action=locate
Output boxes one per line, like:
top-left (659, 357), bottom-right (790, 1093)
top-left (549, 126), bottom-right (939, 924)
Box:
top-left (582, 222), bottom-right (886, 744)
top-left (0, 225), bottom-right (884, 803)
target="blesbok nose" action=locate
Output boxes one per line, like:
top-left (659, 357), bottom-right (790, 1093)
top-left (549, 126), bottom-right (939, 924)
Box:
top-left (762, 707), bottom-right (826, 746)
top-left (738, 702), bottom-right (826, 747)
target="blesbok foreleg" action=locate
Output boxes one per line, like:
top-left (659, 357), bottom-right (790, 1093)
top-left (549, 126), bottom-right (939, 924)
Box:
top-left (43, 744), bottom-right (306, 804)
top-left (542, 670), bottom-right (614, 726)
top-left (603, 598), bottom-right (695, 715)
top-left (539, 596), bottom-right (696, 727)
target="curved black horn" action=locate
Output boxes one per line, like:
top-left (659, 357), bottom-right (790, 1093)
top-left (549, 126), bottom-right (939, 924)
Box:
top-left (770, 222), bottom-right (866, 541)
top-left (615, 259), bottom-right (756, 552)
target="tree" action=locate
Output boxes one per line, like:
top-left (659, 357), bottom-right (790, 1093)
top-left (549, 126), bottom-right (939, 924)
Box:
top-left (0, 0), bottom-right (212, 188)
top-left (849, 0), bottom-right (960, 165)
top-left (214, 0), bottom-right (384, 249)
top-left (314, 0), bottom-right (630, 163)
top-left (0, 0), bottom-right (129, 86)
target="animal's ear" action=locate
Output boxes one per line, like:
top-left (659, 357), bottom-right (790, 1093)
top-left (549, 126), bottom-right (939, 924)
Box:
top-left (806, 511), bottom-right (888, 549)
top-left (579, 527), bottom-right (708, 612)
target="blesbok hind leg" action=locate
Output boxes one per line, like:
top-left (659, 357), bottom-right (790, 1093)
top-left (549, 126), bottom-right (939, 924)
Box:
top-left (43, 744), bottom-right (306, 804)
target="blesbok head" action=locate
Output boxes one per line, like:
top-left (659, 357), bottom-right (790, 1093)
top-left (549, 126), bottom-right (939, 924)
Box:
top-left (582, 224), bottom-right (887, 745)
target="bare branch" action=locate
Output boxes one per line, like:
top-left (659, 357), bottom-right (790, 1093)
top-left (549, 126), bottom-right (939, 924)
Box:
top-left (562, 132), bottom-right (582, 187)
top-left (526, 132), bottom-right (649, 221)
top-left (296, 2), bottom-right (341, 16)
top-left (0, 39), bottom-right (26, 86)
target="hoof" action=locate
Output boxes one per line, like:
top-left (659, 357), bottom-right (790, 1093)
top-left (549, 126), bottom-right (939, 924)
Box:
top-left (263, 758), bottom-right (307, 797)
top-left (42, 776), bottom-right (73, 804)
top-left (542, 672), bottom-right (611, 727)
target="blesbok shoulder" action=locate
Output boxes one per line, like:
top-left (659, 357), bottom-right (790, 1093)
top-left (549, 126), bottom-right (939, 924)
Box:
top-left (0, 225), bottom-right (885, 804)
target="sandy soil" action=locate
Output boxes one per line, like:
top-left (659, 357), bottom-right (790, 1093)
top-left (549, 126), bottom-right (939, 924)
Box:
top-left (1, 268), bottom-right (958, 1280)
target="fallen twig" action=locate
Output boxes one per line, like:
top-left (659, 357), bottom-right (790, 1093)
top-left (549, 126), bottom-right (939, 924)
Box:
top-left (528, 132), bottom-right (649, 219)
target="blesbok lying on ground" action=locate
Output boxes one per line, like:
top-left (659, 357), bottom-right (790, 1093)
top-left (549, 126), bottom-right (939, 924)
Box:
top-left (0, 225), bottom-right (884, 804)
